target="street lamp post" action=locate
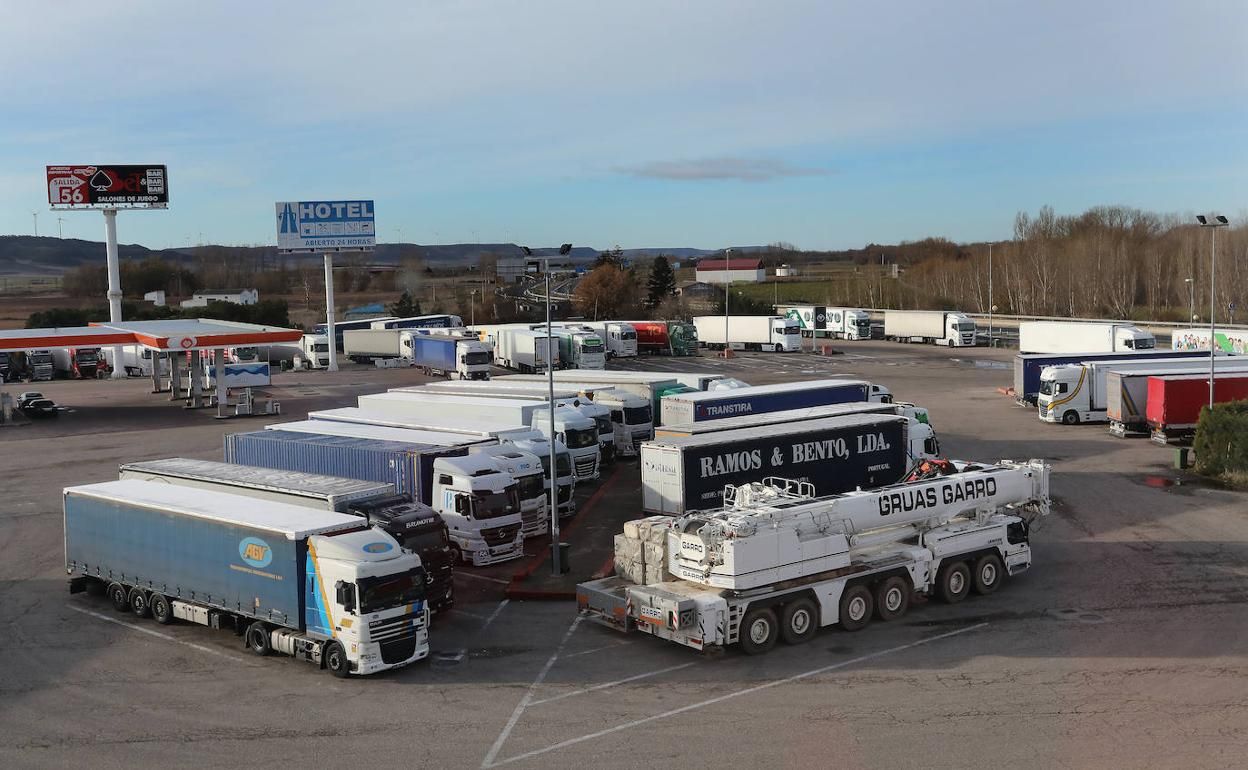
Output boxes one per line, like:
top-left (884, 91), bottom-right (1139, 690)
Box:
top-left (470, 289), bottom-right (477, 327)
top-left (1185, 277), bottom-right (1195, 328)
top-left (722, 249), bottom-right (733, 358)
top-left (987, 243), bottom-right (993, 347)
top-left (1197, 215), bottom-right (1229, 410)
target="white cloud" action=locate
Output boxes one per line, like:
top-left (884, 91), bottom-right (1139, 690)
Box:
top-left (622, 157), bottom-right (829, 182)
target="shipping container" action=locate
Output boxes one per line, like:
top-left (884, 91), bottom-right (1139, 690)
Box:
top-left (641, 414), bottom-right (910, 514)
top-left (659, 379), bottom-right (890, 425)
top-left (224, 430), bottom-right (469, 505)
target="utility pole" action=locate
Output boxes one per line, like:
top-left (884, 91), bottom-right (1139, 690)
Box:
top-left (31, 211), bottom-right (38, 237)
top-left (987, 243), bottom-right (993, 347)
top-left (1197, 215), bottom-right (1229, 410)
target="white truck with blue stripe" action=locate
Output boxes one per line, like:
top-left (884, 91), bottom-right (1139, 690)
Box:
top-left (65, 480), bottom-right (429, 677)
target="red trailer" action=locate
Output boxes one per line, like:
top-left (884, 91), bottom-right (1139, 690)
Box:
top-left (1146, 373), bottom-right (1248, 444)
top-left (623, 320), bottom-right (670, 355)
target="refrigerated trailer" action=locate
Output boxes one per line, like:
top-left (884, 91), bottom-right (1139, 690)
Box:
top-left (660, 379), bottom-right (892, 425)
top-left (116, 458), bottom-right (457, 612)
top-left (1013, 349), bottom-right (1217, 406)
top-left (884, 311), bottom-right (976, 347)
top-left (316, 317), bottom-right (395, 353)
top-left (778, 306), bottom-right (872, 340)
top-left (65, 479), bottom-right (428, 676)
top-left (693, 315), bottom-right (801, 352)
top-left (640, 413), bottom-right (932, 514)
top-left (655, 401), bottom-right (933, 438)
top-left (1019, 321), bottom-right (1155, 354)
top-left (1147, 373), bottom-right (1248, 444)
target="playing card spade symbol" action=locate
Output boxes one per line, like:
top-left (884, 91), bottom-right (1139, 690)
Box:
top-left (89, 169), bottom-right (113, 191)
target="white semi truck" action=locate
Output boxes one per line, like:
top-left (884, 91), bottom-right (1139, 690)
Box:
top-left (486, 328), bottom-right (559, 373)
top-left (1019, 321), bottom-right (1155, 354)
top-left (779, 306), bottom-right (872, 340)
top-left (546, 326), bottom-right (607, 370)
top-left (884, 311), bottom-right (976, 347)
top-left (579, 459), bottom-right (1050, 655)
top-left (357, 392), bottom-right (601, 482)
top-left (693, 315), bottom-right (802, 352)
top-left (582, 321), bottom-right (638, 358)
top-left (1037, 356), bottom-right (1248, 425)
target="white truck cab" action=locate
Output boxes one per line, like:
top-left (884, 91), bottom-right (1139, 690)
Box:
top-left (601, 322), bottom-right (638, 358)
top-left (507, 432), bottom-right (576, 517)
top-left (472, 444), bottom-right (549, 537)
top-left (1036, 364), bottom-right (1088, 424)
top-left (590, 390), bottom-right (654, 457)
top-left (549, 327), bottom-right (607, 370)
top-left (299, 334), bottom-right (331, 369)
top-left (532, 405), bottom-right (601, 482)
top-left (430, 454), bottom-right (524, 566)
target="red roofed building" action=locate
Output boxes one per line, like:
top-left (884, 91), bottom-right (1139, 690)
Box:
top-left (695, 257), bottom-right (766, 284)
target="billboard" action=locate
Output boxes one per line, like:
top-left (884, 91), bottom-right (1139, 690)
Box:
top-left (275, 200), bottom-right (375, 253)
top-left (47, 165), bottom-right (169, 209)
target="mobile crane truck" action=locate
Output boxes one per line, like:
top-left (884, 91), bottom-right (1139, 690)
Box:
top-left (578, 459), bottom-right (1049, 654)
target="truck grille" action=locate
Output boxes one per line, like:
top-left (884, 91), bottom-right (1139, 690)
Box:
top-left (574, 456), bottom-right (597, 477)
top-left (482, 523), bottom-right (521, 547)
top-left (632, 430), bottom-right (652, 444)
top-left (368, 611), bottom-right (423, 643)
top-left (379, 635), bottom-right (417, 664)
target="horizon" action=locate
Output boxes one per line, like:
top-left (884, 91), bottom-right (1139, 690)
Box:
top-left (2, 2), bottom-right (1246, 251)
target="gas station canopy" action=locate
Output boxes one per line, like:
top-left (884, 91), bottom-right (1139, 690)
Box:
top-left (0, 319), bottom-right (303, 353)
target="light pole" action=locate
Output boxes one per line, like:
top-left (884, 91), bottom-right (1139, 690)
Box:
top-left (987, 243), bottom-right (993, 347)
top-left (721, 249), bottom-right (733, 358)
top-left (1185, 277), bottom-right (1195, 328)
top-left (1197, 214), bottom-right (1229, 410)
top-left (470, 288), bottom-right (478, 327)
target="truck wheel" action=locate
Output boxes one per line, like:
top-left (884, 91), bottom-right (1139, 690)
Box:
top-left (780, 598), bottom-right (818, 645)
top-left (774, 344), bottom-right (783, 353)
top-left (128, 587), bottom-right (151, 618)
top-left (450, 544), bottom-right (464, 564)
top-left (245, 621), bottom-right (272, 656)
top-left (838, 585), bottom-right (873, 631)
top-left (149, 593), bottom-right (174, 625)
top-left (937, 561), bottom-right (971, 604)
top-left (973, 554), bottom-right (1004, 595)
top-left (325, 641), bottom-right (350, 677)
top-left (738, 607), bottom-right (779, 655)
top-left (107, 582), bottom-right (130, 613)
top-left (1061, 411), bottom-right (1080, 425)
top-left (874, 576), bottom-right (910, 621)
top-left (947, 339), bottom-right (954, 348)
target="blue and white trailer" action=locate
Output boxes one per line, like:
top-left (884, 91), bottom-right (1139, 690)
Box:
top-left (371, 314), bottom-right (463, 331)
top-left (65, 479), bottom-right (428, 677)
top-left (659, 379), bottom-right (893, 425)
top-left (1012, 349), bottom-right (1219, 406)
top-left (409, 334), bottom-right (493, 380)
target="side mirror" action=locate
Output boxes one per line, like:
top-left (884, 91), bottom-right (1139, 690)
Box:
top-left (335, 580), bottom-right (356, 613)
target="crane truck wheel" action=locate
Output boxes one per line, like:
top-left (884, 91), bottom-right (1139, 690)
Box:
top-left (1061, 411), bottom-right (1080, 425)
top-left (838, 585), bottom-right (874, 631)
top-left (246, 622), bottom-right (272, 656)
top-left (972, 554), bottom-right (1004, 595)
top-left (874, 577), bottom-right (910, 621)
top-left (937, 561), bottom-right (971, 604)
top-left (780, 598), bottom-right (819, 645)
top-left (107, 582), bottom-right (130, 613)
top-left (149, 593), bottom-right (174, 625)
top-left (128, 587), bottom-right (151, 618)
top-left (739, 607), bottom-right (779, 655)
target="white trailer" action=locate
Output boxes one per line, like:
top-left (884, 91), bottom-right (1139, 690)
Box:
top-left (579, 459), bottom-right (1049, 654)
top-left (778, 306), bottom-right (872, 340)
top-left (693, 315), bottom-right (802, 352)
top-left (884, 311), bottom-right (976, 347)
top-left (1019, 321), bottom-right (1155, 354)
top-left (343, 329), bottom-right (405, 361)
top-left (494, 329), bottom-right (559, 373)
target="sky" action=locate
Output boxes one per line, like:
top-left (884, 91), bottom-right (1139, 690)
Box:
top-left (2, 0), bottom-right (1246, 251)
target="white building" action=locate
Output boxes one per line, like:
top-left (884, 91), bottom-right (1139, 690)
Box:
top-left (143, 290), bottom-right (166, 306)
top-left (695, 257), bottom-right (766, 285)
top-left (180, 288), bottom-right (259, 308)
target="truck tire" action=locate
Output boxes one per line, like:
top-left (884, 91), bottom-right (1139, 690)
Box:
top-left (149, 593), bottom-right (174, 625)
top-left (774, 344), bottom-right (783, 353)
top-left (874, 576), bottom-right (910, 621)
top-left (972, 554), bottom-right (1004, 595)
top-left (780, 598), bottom-right (818, 645)
top-left (1061, 411), bottom-right (1080, 425)
top-left (450, 544), bottom-right (464, 565)
top-left (937, 561), bottom-right (971, 604)
top-left (246, 622), bottom-right (272, 656)
top-left (128, 587), bottom-right (151, 618)
top-left (107, 582), bottom-right (130, 613)
top-left (838, 584), bottom-right (873, 631)
top-left (325, 641), bottom-right (350, 677)
top-left (738, 607), bottom-right (779, 655)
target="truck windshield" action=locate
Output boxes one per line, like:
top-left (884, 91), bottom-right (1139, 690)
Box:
top-left (472, 485), bottom-right (519, 520)
top-left (403, 526), bottom-right (448, 554)
top-left (624, 405), bottom-right (652, 425)
top-left (591, 415), bottom-right (612, 435)
top-left (77, 351), bottom-right (98, 362)
top-left (464, 351), bottom-right (492, 365)
top-left (621, 330), bottom-right (636, 340)
top-left (358, 568), bottom-right (425, 613)
top-left (312, 343), bottom-right (329, 353)
top-left (582, 342), bottom-right (604, 354)
top-left (564, 427), bottom-right (599, 449)
top-left (518, 473), bottom-right (544, 501)
top-left (956, 322), bottom-right (976, 331)
top-left (537, 453), bottom-right (572, 477)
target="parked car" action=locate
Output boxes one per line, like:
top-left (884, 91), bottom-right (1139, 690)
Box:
top-left (16, 391), bottom-right (44, 410)
top-left (21, 398), bottom-right (60, 418)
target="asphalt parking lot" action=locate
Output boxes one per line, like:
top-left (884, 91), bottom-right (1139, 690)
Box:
top-left (2, 340), bottom-right (1246, 768)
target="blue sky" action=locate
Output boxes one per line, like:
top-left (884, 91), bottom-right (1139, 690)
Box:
top-left (2, 0), bottom-right (1245, 250)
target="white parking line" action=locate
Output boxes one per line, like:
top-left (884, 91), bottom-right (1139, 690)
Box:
top-left (456, 572), bottom-right (511, 585)
top-left (481, 615), bottom-right (583, 768)
top-left (560, 640), bottom-right (630, 659)
top-left (68, 604), bottom-right (253, 664)
top-left (488, 622), bottom-right (988, 766)
top-left (481, 599), bottom-right (510, 631)
top-left (528, 661), bottom-right (697, 706)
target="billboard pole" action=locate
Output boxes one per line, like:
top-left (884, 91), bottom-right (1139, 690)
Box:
top-left (324, 253), bottom-right (339, 372)
top-left (103, 208), bottom-right (125, 379)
